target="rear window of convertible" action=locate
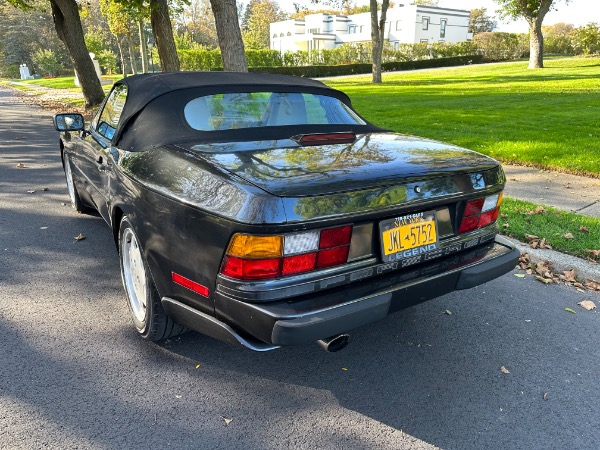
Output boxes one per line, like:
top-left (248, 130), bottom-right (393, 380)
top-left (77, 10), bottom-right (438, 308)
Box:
top-left (183, 92), bottom-right (366, 131)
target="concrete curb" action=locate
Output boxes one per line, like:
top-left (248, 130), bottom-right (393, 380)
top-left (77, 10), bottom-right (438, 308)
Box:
top-left (504, 236), bottom-right (600, 282)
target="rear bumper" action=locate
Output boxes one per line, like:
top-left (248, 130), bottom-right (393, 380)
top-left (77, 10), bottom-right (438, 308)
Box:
top-left (211, 235), bottom-right (519, 346)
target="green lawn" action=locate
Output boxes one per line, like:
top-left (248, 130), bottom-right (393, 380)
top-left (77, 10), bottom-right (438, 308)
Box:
top-left (326, 58), bottom-right (600, 176)
top-left (500, 197), bottom-right (600, 260)
top-left (15, 74), bottom-right (123, 91)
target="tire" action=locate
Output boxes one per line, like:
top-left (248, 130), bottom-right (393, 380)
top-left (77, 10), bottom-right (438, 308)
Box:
top-left (118, 216), bottom-right (187, 341)
top-left (62, 152), bottom-right (87, 213)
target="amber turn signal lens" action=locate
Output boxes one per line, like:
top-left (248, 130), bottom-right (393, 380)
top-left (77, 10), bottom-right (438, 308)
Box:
top-left (227, 234), bottom-right (283, 259)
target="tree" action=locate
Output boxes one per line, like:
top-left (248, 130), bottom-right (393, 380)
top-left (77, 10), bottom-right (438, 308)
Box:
top-left (32, 49), bottom-right (61, 76)
top-left (495, 0), bottom-right (568, 69)
top-left (469, 8), bottom-right (497, 34)
top-left (7, 0), bottom-right (105, 106)
top-left (571, 23), bottom-right (600, 55)
top-left (174, 0), bottom-right (218, 48)
top-left (411, 0), bottom-right (438, 5)
top-left (242, 0), bottom-right (287, 49)
top-left (370, 0), bottom-right (390, 83)
top-left (149, 0), bottom-right (179, 71)
top-left (210, 0), bottom-right (247, 71)
top-left (542, 22), bottom-right (574, 54)
top-left (49, 0), bottom-right (105, 106)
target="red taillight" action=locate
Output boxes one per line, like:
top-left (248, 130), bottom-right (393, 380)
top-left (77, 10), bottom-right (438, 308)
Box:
top-left (220, 256), bottom-right (280, 280)
top-left (220, 225), bottom-right (353, 280)
top-left (282, 252), bottom-right (317, 276)
top-left (459, 193), bottom-right (502, 234)
top-left (317, 246), bottom-right (350, 269)
top-left (319, 225), bottom-right (352, 249)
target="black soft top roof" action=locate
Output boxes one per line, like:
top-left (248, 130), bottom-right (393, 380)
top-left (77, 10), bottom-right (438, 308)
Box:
top-left (111, 71), bottom-right (380, 149)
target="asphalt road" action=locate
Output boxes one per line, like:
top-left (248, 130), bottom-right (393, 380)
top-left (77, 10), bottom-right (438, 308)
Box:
top-left (1, 86), bottom-right (599, 450)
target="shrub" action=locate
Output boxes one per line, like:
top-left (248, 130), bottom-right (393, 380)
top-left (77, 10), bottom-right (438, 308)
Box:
top-left (32, 49), bottom-right (61, 77)
top-left (474, 32), bottom-right (529, 61)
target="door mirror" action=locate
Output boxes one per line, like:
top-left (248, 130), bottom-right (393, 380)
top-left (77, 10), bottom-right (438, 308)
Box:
top-left (54, 113), bottom-right (85, 132)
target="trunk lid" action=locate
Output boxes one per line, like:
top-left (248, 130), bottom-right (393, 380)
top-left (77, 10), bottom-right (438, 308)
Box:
top-left (180, 133), bottom-right (500, 197)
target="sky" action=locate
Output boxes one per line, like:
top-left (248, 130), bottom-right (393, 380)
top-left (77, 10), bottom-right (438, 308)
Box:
top-left (276, 0), bottom-right (600, 32)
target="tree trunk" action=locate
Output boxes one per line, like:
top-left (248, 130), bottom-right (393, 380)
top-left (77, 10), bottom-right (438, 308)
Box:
top-left (210, 0), bottom-right (248, 72)
top-left (528, 19), bottom-right (544, 69)
top-left (50, 0), bottom-right (104, 108)
top-left (116, 37), bottom-right (127, 77)
top-left (126, 32), bottom-right (138, 75)
top-left (370, 0), bottom-right (389, 83)
top-left (138, 18), bottom-right (149, 74)
top-left (150, 0), bottom-right (180, 71)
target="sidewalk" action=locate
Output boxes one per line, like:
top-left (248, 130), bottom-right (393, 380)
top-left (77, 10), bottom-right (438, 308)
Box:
top-left (503, 165), bottom-right (600, 217)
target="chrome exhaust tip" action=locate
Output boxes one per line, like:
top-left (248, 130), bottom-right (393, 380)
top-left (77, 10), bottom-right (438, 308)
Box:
top-left (317, 334), bottom-right (350, 352)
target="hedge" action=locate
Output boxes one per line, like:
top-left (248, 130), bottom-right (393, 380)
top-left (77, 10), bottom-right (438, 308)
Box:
top-left (242, 55), bottom-right (485, 77)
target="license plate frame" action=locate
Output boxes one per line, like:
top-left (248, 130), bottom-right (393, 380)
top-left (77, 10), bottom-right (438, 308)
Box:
top-left (379, 211), bottom-right (439, 263)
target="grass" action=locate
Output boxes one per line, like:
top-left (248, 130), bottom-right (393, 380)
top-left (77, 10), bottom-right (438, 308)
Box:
top-left (500, 197), bottom-right (600, 260)
top-left (15, 74), bottom-right (123, 90)
top-left (325, 58), bottom-right (600, 176)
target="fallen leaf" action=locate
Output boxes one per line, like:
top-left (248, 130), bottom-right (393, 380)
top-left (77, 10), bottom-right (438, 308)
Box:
top-left (221, 417), bottom-right (233, 426)
top-left (444, 309), bottom-right (452, 315)
top-left (195, 364), bottom-right (201, 369)
top-left (577, 300), bottom-right (596, 311)
top-left (514, 273), bottom-right (526, 278)
top-left (562, 269), bottom-right (577, 283)
top-left (501, 213), bottom-right (508, 218)
top-left (43, 187), bottom-right (49, 192)
top-left (525, 234), bottom-right (539, 241)
top-left (15, 163), bottom-right (26, 168)
top-left (40, 227), bottom-right (48, 230)
top-left (543, 392), bottom-right (549, 401)
top-left (585, 250), bottom-right (600, 259)
top-left (564, 308), bottom-right (576, 314)
top-left (502, 223), bottom-right (510, 228)
top-left (509, 178), bottom-right (519, 182)
top-left (534, 206), bottom-right (545, 214)
top-left (580, 226), bottom-right (589, 233)
top-left (175, 395), bottom-right (182, 399)
top-left (500, 366), bottom-right (510, 374)
top-left (74, 233), bottom-right (86, 241)
top-left (534, 275), bottom-right (552, 284)
top-left (563, 232), bottom-right (574, 239)
top-left (524, 320), bottom-right (532, 323)
top-left (585, 280), bottom-right (600, 291)
top-left (341, 367), bottom-right (348, 371)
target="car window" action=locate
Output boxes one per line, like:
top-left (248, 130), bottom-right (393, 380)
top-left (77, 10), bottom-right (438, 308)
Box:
top-left (95, 84), bottom-right (127, 141)
top-left (184, 92), bottom-right (365, 131)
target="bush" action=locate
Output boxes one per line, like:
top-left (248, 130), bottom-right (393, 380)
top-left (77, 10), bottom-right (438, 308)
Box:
top-left (247, 55), bottom-right (485, 77)
top-left (474, 32), bottom-right (529, 61)
top-left (570, 23), bottom-right (600, 55)
top-left (32, 49), bottom-right (61, 77)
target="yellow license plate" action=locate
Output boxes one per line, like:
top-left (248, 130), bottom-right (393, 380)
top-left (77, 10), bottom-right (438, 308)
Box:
top-left (380, 211), bottom-right (438, 260)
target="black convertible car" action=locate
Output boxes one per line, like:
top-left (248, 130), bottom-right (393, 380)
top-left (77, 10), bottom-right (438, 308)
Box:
top-left (54, 72), bottom-right (519, 352)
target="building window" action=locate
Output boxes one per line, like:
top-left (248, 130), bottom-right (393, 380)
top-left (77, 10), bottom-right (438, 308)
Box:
top-left (422, 17), bottom-right (429, 30)
top-left (287, 32), bottom-right (292, 36)
top-left (396, 21), bottom-right (401, 31)
top-left (348, 25), bottom-right (356, 33)
top-left (440, 19), bottom-right (447, 38)
top-left (273, 34), bottom-right (277, 38)
top-left (280, 33), bottom-right (284, 37)
top-left (309, 28), bottom-right (320, 34)
top-left (359, 25), bottom-right (364, 33)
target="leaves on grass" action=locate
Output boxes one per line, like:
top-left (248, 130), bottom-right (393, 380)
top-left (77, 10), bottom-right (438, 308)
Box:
top-left (500, 366), bottom-right (510, 374)
top-left (526, 206), bottom-right (545, 215)
top-left (74, 233), bottom-right (85, 241)
top-left (564, 308), bottom-right (576, 314)
top-left (524, 234), bottom-right (552, 249)
top-left (15, 163), bottom-right (26, 168)
top-left (563, 232), bottom-right (574, 239)
top-left (577, 300), bottom-right (596, 311)
top-left (580, 226), bottom-right (590, 233)
top-left (502, 223), bottom-right (510, 228)
top-left (585, 249), bottom-right (600, 260)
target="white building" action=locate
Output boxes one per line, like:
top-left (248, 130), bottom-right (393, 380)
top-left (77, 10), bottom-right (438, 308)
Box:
top-left (271, 5), bottom-right (471, 53)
